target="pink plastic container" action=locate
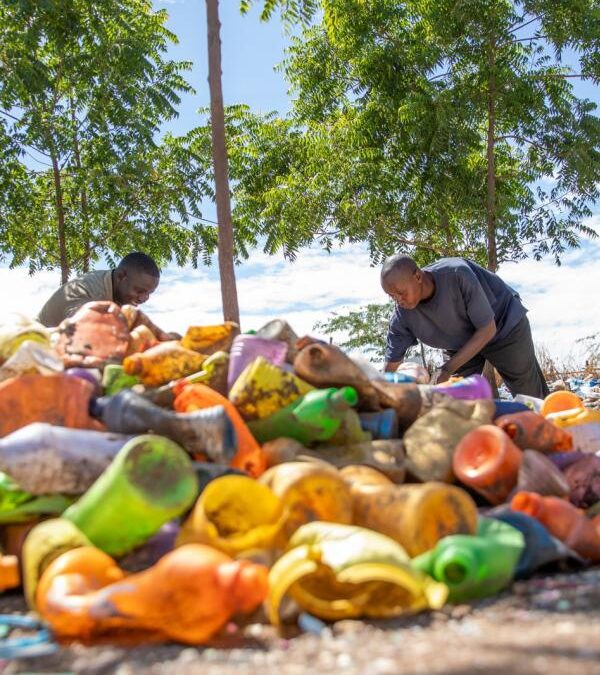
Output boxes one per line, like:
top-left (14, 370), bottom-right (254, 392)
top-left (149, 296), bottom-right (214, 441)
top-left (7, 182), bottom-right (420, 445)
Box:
top-left (227, 335), bottom-right (288, 390)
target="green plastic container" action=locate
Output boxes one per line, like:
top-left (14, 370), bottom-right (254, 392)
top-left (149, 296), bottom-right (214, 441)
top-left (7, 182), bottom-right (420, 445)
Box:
top-left (102, 364), bottom-right (141, 396)
top-left (64, 434), bottom-right (198, 556)
top-left (248, 386), bottom-right (359, 445)
top-left (412, 517), bottom-right (525, 603)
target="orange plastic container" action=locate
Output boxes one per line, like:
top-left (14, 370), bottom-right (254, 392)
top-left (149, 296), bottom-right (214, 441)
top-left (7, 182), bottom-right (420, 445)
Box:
top-left (453, 425), bottom-right (522, 504)
top-left (540, 391), bottom-right (584, 417)
top-left (36, 544), bottom-right (268, 644)
top-left (0, 374), bottom-right (101, 438)
top-left (511, 492), bottom-right (600, 562)
top-left (0, 555), bottom-right (20, 592)
top-left (494, 411), bottom-right (573, 453)
top-left (123, 341), bottom-right (207, 388)
top-left (174, 382), bottom-right (267, 477)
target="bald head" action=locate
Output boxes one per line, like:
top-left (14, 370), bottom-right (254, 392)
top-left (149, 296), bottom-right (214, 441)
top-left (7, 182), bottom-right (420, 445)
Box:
top-left (381, 254), bottom-right (418, 282)
top-left (381, 254), bottom-right (425, 310)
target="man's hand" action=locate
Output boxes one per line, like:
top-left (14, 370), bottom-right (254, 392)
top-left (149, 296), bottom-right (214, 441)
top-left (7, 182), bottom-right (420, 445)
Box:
top-left (432, 365), bottom-right (452, 385)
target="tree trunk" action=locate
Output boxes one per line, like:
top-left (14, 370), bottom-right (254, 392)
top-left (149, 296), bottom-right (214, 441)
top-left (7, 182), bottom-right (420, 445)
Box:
top-left (71, 100), bottom-right (91, 273)
top-left (205, 0), bottom-right (240, 325)
top-left (484, 37), bottom-right (499, 397)
top-left (486, 39), bottom-right (498, 274)
top-left (50, 149), bottom-right (69, 284)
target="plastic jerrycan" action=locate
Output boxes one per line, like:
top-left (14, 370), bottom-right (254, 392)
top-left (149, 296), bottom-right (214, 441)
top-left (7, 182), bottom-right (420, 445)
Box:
top-left (123, 341), bottom-right (207, 388)
top-left (349, 480), bottom-right (478, 557)
top-left (412, 517), bottom-right (524, 603)
top-left (36, 544), bottom-right (268, 644)
top-left (453, 424), bottom-right (522, 504)
top-left (64, 435), bottom-right (198, 556)
top-left (247, 387), bottom-right (359, 445)
top-left (511, 491), bottom-right (600, 562)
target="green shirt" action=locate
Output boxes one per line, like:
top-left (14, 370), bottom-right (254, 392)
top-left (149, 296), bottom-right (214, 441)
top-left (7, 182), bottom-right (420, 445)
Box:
top-left (37, 270), bottom-right (114, 327)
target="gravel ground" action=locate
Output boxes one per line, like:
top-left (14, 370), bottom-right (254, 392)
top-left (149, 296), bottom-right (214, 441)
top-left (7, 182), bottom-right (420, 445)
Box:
top-left (2, 567), bottom-right (600, 675)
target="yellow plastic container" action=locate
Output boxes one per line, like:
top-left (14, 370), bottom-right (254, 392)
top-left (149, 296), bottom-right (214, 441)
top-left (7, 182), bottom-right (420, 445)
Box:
top-left (123, 341), bottom-right (207, 388)
top-left (541, 391), bottom-right (585, 417)
top-left (268, 522), bottom-right (447, 625)
top-left (350, 482), bottom-right (478, 557)
top-left (547, 407), bottom-right (600, 454)
top-left (228, 356), bottom-right (314, 420)
top-left (181, 322), bottom-right (238, 355)
top-left (260, 462), bottom-right (354, 542)
top-left (177, 475), bottom-right (285, 556)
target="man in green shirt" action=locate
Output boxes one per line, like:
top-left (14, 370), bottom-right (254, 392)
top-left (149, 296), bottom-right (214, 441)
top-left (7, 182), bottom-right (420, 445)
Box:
top-left (37, 252), bottom-right (177, 340)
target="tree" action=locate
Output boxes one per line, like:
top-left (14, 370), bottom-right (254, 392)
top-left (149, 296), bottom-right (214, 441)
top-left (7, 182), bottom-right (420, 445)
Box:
top-left (229, 0), bottom-right (599, 269)
top-left (0, 0), bottom-right (215, 282)
top-left (206, 0), bottom-right (240, 324)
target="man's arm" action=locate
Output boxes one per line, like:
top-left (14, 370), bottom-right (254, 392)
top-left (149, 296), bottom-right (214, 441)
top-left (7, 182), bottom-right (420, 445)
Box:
top-left (436, 318), bottom-right (497, 383)
top-left (384, 306), bottom-right (417, 373)
top-left (126, 307), bottom-right (181, 341)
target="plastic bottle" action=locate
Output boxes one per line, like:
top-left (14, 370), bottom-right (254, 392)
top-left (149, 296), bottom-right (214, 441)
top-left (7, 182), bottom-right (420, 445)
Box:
top-left (404, 398), bottom-right (494, 483)
top-left (255, 319), bottom-right (299, 362)
top-left (123, 341), bottom-right (207, 388)
top-left (0, 373), bottom-right (100, 438)
top-left (359, 409), bottom-right (399, 440)
top-left (383, 372), bottom-right (416, 383)
top-left (563, 455), bottom-right (600, 508)
top-left (268, 522), bottom-right (447, 625)
top-left (0, 555), bottom-right (20, 593)
top-left (453, 424), bottom-right (522, 504)
top-left (36, 544), bottom-right (268, 644)
top-left (181, 322), bottom-right (238, 356)
top-left (412, 517), bottom-right (524, 603)
top-left (494, 410), bottom-right (573, 453)
top-left (63, 435), bottom-right (198, 557)
top-left (0, 423), bottom-right (131, 495)
top-left (349, 481), bottom-right (478, 557)
top-left (294, 342), bottom-right (380, 410)
top-left (125, 325), bottom-right (159, 356)
top-left (228, 356), bottom-right (314, 421)
top-left (247, 387), bottom-right (359, 445)
top-left (102, 364), bottom-right (141, 396)
top-left (0, 340), bottom-right (63, 382)
top-left (540, 391), bottom-right (584, 417)
top-left (92, 389), bottom-right (237, 467)
top-left (227, 335), bottom-right (288, 390)
top-left (173, 382), bottom-right (266, 477)
top-left (511, 491), bottom-right (600, 562)
top-left (493, 400), bottom-right (530, 418)
top-left (0, 314), bottom-right (50, 362)
top-left (433, 374), bottom-right (493, 400)
top-left (22, 518), bottom-right (92, 610)
top-left (487, 506), bottom-right (584, 578)
top-left (514, 449), bottom-right (570, 499)
top-left (545, 407), bottom-right (600, 454)
top-left (55, 301), bottom-right (130, 369)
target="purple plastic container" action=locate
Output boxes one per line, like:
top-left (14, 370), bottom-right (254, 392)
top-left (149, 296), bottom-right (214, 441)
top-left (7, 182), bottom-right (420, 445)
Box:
top-left (227, 335), bottom-right (288, 390)
top-left (434, 374), bottom-right (493, 400)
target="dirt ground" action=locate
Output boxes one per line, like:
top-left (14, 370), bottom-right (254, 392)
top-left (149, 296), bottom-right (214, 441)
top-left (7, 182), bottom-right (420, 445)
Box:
top-left (2, 566), bottom-right (599, 675)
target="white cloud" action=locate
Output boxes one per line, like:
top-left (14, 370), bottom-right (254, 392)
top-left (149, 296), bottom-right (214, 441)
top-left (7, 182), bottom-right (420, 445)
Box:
top-left (2, 235), bottom-right (599, 365)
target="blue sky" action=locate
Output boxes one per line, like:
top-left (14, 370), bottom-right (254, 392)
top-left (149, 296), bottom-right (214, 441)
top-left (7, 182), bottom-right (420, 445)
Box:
top-left (4, 0), bottom-right (600, 365)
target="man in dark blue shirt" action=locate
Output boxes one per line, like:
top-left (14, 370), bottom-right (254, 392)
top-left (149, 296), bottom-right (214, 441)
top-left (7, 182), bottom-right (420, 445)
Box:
top-left (381, 255), bottom-right (549, 398)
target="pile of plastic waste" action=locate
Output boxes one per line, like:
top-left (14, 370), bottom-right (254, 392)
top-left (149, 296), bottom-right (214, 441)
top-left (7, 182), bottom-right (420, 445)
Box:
top-left (0, 300), bottom-right (598, 655)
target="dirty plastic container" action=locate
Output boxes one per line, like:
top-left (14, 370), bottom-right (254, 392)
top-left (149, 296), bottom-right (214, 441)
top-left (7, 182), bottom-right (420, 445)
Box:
top-left (433, 374), bottom-right (492, 400)
top-left (412, 517), bottom-right (524, 603)
top-left (453, 425), bottom-right (522, 504)
top-left (349, 481), bottom-right (478, 557)
top-left (227, 335), bottom-right (288, 391)
top-left (359, 409), bottom-right (399, 440)
top-left (123, 341), bottom-right (207, 388)
top-left (511, 491), bottom-right (600, 562)
top-left (494, 411), bottom-right (573, 453)
top-left (0, 423), bottom-right (131, 495)
top-left (64, 435), bottom-right (198, 557)
top-left (36, 544), bottom-right (268, 644)
top-left (248, 387), bottom-right (359, 445)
